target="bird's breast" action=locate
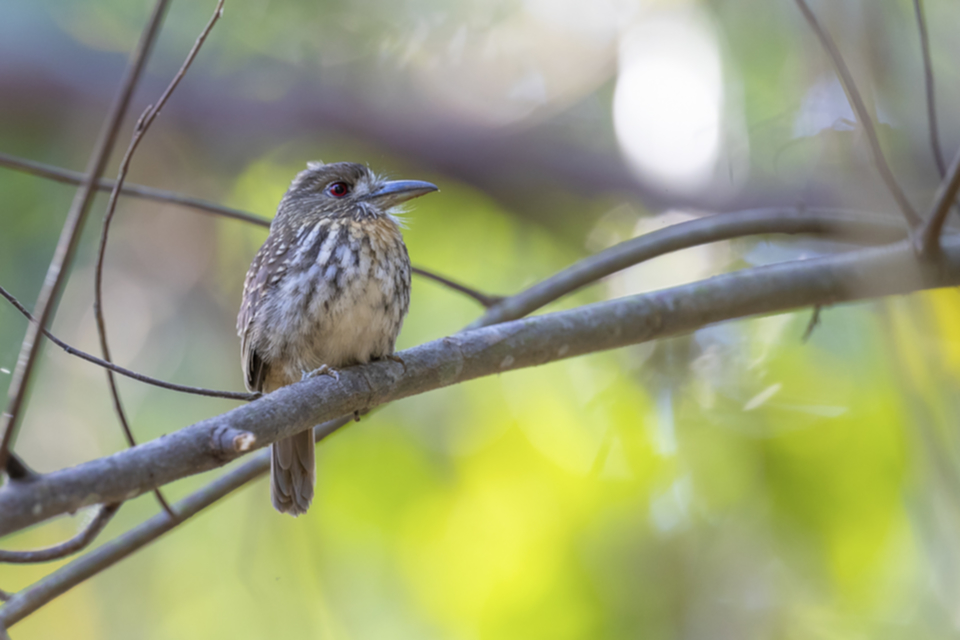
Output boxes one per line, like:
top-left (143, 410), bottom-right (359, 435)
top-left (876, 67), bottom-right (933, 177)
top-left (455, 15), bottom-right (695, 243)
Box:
top-left (259, 216), bottom-right (410, 383)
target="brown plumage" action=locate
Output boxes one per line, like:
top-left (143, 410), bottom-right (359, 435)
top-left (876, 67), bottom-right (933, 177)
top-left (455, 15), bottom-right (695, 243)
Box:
top-left (237, 161), bottom-right (437, 515)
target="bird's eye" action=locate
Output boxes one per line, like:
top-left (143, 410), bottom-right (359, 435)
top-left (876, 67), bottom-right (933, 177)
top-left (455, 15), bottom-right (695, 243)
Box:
top-left (326, 182), bottom-right (350, 198)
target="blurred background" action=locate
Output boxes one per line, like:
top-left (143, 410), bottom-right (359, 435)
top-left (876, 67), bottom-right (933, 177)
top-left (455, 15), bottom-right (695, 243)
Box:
top-left (2, 0), bottom-right (960, 637)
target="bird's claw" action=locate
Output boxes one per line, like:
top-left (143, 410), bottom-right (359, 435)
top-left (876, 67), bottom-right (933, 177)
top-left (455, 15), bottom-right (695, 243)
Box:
top-left (302, 364), bottom-right (340, 382)
top-left (384, 353), bottom-right (407, 374)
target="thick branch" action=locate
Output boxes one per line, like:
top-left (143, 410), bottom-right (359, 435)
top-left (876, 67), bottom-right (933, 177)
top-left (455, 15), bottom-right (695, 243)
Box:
top-left (0, 417), bottom-right (348, 628)
top-left (2, 235), bottom-right (959, 536)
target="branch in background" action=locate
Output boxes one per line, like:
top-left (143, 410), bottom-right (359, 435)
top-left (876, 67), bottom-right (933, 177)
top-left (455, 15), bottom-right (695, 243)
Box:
top-left (0, 152), bottom-right (501, 306)
top-left (0, 151), bottom-right (267, 227)
top-left (0, 504), bottom-right (120, 564)
top-left (92, 0), bottom-right (224, 520)
top-left (793, 0), bottom-right (919, 227)
top-left (3, 234), bottom-right (960, 537)
top-left (0, 0), bottom-right (171, 475)
top-left (411, 267), bottom-right (503, 308)
top-left (0, 284), bottom-right (257, 401)
top-left (469, 208), bottom-right (907, 329)
top-left (913, 0), bottom-right (946, 178)
top-left (0, 416), bottom-right (349, 627)
top-left (917, 148), bottom-right (960, 256)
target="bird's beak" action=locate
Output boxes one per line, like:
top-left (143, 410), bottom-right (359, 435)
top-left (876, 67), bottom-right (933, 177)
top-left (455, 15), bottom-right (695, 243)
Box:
top-left (366, 180), bottom-right (438, 208)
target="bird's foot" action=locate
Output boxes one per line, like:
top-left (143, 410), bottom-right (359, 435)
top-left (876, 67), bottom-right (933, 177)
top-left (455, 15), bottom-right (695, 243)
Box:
top-left (302, 364), bottom-right (340, 382)
top-left (384, 353), bottom-right (407, 374)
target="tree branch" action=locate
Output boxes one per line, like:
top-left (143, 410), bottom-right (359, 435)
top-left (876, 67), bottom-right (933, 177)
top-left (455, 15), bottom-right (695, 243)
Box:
top-left (0, 504), bottom-right (120, 564)
top-left (793, 0), bottom-right (920, 226)
top-left (2, 234), bottom-right (959, 536)
top-left (0, 416), bottom-right (350, 628)
top-left (92, 0), bottom-right (224, 520)
top-left (0, 0), bottom-right (170, 474)
top-left (410, 267), bottom-right (503, 308)
top-left (0, 284), bottom-right (256, 400)
top-left (912, 0), bottom-right (946, 178)
top-left (0, 151), bottom-right (268, 227)
top-left (917, 147), bottom-right (960, 256)
top-left (469, 208), bottom-right (907, 329)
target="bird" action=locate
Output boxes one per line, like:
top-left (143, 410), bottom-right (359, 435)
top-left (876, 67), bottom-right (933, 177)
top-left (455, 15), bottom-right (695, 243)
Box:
top-left (237, 161), bottom-right (437, 515)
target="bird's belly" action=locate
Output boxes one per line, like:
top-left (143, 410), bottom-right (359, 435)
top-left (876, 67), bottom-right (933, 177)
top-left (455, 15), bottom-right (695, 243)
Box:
top-left (270, 266), bottom-right (404, 381)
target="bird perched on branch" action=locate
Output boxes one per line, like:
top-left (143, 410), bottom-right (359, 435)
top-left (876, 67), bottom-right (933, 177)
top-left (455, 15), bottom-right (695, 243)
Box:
top-left (237, 161), bottom-right (437, 515)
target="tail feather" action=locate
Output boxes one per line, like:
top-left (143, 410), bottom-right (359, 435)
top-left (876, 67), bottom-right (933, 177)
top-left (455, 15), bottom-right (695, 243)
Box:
top-left (270, 429), bottom-right (316, 515)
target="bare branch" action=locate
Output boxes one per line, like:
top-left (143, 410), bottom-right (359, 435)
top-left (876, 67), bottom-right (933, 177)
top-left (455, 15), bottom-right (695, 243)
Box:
top-left (2, 233), bottom-right (959, 536)
top-left (913, 0), bottom-right (946, 177)
top-left (0, 416), bottom-right (349, 628)
top-left (92, 0), bottom-right (224, 519)
top-left (0, 0), bottom-right (171, 474)
top-left (0, 504), bottom-right (120, 564)
top-left (793, 0), bottom-right (920, 226)
top-left (0, 152), bottom-right (501, 306)
top-left (0, 284), bottom-right (256, 401)
top-left (917, 147), bottom-right (960, 255)
top-left (469, 208), bottom-right (906, 329)
top-left (0, 151), bottom-right (268, 227)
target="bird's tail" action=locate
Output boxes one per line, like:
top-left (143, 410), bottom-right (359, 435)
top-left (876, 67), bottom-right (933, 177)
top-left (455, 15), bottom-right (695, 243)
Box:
top-left (270, 429), bottom-right (316, 515)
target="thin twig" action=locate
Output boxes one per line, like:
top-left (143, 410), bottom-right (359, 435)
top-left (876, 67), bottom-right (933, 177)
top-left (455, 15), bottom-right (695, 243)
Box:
top-left (793, 0), bottom-right (920, 227)
top-left (0, 0), bottom-right (168, 480)
top-left (0, 416), bottom-right (350, 628)
top-left (0, 151), bottom-right (502, 306)
top-left (92, 0), bottom-right (224, 520)
top-left (411, 267), bottom-right (502, 307)
top-left (0, 284), bottom-right (257, 401)
top-left (0, 504), bottom-right (120, 564)
top-left (468, 208), bottom-right (907, 329)
top-left (0, 0), bottom-right (171, 476)
top-left (917, 147), bottom-right (960, 256)
top-left (0, 151), bottom-right (269, 227)
top-left (913, 0), bottom-right (946, 177)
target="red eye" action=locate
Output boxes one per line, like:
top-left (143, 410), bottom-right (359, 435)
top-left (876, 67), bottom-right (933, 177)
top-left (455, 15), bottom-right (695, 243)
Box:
top-left (327, 182), bottom-right (349, 197)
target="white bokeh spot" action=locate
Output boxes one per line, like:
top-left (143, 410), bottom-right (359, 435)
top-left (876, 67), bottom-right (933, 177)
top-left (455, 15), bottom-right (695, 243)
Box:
top-left (614, 12), bottom-right (724, 192)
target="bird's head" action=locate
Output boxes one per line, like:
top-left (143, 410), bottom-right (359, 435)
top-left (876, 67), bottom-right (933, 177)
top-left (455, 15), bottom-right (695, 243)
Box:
top-left (274, 161), bottom-right (437, 227)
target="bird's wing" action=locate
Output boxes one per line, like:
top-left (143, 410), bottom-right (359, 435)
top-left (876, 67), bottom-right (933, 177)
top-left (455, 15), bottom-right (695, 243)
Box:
top-left (238, 240), bottom-right (277, 393)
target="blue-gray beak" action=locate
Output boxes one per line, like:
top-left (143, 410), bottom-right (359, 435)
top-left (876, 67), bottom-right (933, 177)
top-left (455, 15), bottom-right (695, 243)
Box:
top-left (366, 179), bottom-right (438, 207)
